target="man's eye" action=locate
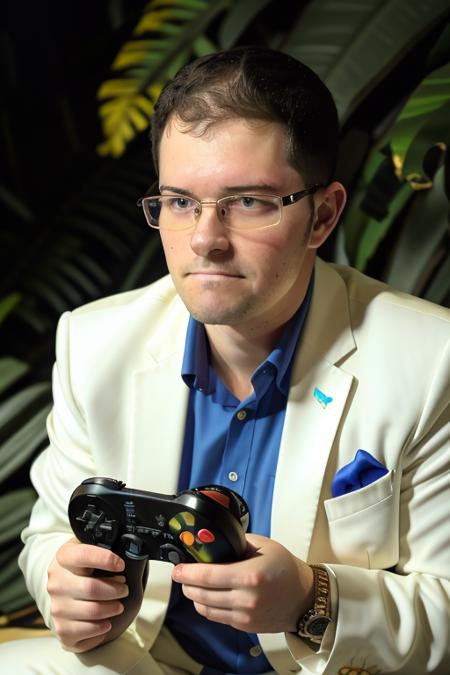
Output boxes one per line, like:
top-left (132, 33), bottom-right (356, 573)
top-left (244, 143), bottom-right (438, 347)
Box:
top-left (171, 197), bottom-right (192, 209)
top-left (240, 196), bottom-right (256, 208)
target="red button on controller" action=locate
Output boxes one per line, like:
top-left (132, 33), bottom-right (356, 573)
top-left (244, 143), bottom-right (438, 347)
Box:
top-left (197, 528), bottom-right (215, 544)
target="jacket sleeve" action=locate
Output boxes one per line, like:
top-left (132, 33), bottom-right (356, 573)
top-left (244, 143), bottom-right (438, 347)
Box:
top-left (287, 338), bottom-right (450, 674)
top-left (18, 311), bottom-right (97, 626)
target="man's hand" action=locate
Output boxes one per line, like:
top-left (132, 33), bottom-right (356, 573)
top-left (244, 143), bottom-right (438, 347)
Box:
top-left (47, 538), bottom-right (129, 653)
top-left (171, 534), bottom-right (314, 633)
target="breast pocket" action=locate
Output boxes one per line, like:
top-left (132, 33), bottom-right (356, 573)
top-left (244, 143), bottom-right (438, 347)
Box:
top-left (324, 470), bottom-right (398, 568)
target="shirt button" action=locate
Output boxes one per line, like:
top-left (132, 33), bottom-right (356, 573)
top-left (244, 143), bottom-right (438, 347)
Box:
top-left (228, 471), bottom-right (239, 482)
top-left (236, 410), bottom-right (247, 421)
top-left (249, 645), bottom-right (262, 657)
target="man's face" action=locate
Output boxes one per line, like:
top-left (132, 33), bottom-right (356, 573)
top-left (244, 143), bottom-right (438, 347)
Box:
top-left (158, 117), bottom-right (319, 334)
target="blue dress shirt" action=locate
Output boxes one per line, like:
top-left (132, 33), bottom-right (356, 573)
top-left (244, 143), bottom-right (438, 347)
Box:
top-left (165, 279), bottom-right (314, 674)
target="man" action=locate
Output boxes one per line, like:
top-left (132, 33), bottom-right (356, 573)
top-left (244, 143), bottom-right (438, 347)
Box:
top-left (1, 47), bottom-right (449, 674)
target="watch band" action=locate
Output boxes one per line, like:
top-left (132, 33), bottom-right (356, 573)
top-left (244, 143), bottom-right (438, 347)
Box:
top-left (296, 565), bottom-right (331, 644)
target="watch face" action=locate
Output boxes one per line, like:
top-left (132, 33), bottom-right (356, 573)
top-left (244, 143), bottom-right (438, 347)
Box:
top-left (309, 616), bottom-right (331, 636)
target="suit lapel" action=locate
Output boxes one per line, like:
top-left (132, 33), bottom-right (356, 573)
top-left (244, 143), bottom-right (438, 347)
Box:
top-left (271, 260), bottom-right (356, 560)
top-left (126, 300), bottom-right (190, 493)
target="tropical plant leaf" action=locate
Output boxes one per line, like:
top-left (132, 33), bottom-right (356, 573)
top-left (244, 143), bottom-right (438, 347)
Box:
top-left (0, 358), bottom-right (30, 396)
top-left (13, 303), bottom-right (50, 335)
top-left (0, 382), bottom-right (52, 482)
top-left (385, 168), bottom-right (449, 293)
top-left (402, 103), bottom-right (450, 186)
top-left (0, 185), bottom-right (34, 223)
top-left (282, 0), bottom-right (450, 121)
top-left (218, 0), bottom-right (272, 49)
top-left (390, 63), bottom-right (450, 182)
top-left (0, 293), bottom-right (22, 325)
top-left (355, 184), bottom-right (413, 270)
top-left (38, 258), bottom-right (99, 297)
top-left (97, 0), bottom-right (228, 158)
top-left (120, 235), bottom-right (163, 292)
top-left (63, 216), bottom-right (131, 258)
top-left (0, 488), bottom-right (37, 546)
top-left (0, 572), bottom-right (33, 614)
top-left (341, 149), bottom-right (392, 263)
top-left (0, 406), bottom-right (51, 483)
top-left (424, 246), bottom-right (450, 305)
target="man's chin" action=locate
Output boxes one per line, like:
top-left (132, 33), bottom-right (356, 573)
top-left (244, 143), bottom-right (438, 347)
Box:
top-left (186, 302), bottom-right (254, 327)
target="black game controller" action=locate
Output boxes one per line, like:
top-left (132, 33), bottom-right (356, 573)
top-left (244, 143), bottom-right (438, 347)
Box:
top-left (68, 478), bottom-right (249, 642)
top-left (69, 477), bottom-right (249, 565)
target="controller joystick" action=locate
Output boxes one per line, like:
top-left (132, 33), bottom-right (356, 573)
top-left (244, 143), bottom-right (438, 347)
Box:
top-left (68, 478), bottom-right (249, 643)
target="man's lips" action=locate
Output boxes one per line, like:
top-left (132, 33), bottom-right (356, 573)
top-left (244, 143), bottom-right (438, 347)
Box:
top-left (185, 270), bottom-right (244, 278)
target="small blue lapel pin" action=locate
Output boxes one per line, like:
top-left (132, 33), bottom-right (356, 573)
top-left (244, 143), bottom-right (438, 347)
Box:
top-left (314, 387), bottom-right (333, 408)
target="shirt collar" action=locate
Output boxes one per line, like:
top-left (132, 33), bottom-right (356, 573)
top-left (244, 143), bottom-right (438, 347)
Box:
top-left (182, 273), bottom-right (314, 396)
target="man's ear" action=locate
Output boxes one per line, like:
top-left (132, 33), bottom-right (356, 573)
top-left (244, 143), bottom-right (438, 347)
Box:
top-left (308, 181), bottom-right (347, 249)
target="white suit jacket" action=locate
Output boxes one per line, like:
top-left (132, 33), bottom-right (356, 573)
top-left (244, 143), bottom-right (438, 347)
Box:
top-left (19, 259), bottom-right (450, 674)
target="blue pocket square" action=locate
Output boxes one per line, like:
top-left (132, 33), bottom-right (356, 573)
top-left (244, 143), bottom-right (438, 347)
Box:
top-left (331, 449), bottom-right (388, 498)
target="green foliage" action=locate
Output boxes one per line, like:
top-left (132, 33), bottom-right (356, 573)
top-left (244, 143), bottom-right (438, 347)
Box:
top-left (97, 0), bottom-right (226, 157)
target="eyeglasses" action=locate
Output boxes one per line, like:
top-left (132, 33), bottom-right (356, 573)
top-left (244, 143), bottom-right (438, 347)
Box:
top-left (137, 185), bottom-right (322, 231)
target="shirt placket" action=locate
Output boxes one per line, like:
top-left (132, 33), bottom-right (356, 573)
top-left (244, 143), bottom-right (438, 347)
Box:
top-left (220, 398), bottom-right (257, 493)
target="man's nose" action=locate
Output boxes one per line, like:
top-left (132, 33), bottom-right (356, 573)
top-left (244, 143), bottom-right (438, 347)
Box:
top-left (189, 203), bottom-right (230, 256)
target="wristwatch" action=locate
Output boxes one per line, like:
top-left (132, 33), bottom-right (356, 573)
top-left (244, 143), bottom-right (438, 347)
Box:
top-left (296, 565), bottom-right (331, 644)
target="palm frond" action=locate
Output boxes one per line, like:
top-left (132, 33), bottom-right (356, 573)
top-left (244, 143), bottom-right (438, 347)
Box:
top-left (97, 0), bottom-right (228, 158)
top-left (282, 0), bottom-right (450, 122)
top-left (390, 63), bottom-right (450, 185)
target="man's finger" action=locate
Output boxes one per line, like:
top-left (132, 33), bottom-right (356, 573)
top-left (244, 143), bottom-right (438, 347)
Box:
top-left (57, 541), bottom-right (125, 576)
top-left (52, 597), bottom-right (125, 622)
top-left (172, 558), bottom-right (258, 589)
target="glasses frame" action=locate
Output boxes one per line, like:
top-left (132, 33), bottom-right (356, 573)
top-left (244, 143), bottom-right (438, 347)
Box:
top-left (137, 184), bottom-right (323, 232)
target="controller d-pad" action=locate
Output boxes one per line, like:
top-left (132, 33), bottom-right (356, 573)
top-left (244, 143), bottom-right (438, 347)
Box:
top-left (76, 508), bottom-right (103, 531)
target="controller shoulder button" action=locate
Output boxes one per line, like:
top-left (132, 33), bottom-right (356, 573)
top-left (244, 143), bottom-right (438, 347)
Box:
top-left (82, 477), bottom-right (126, 490)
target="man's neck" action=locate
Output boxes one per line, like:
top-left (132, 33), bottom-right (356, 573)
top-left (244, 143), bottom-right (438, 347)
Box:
top-left (205, 323), bottom-right (285, 401)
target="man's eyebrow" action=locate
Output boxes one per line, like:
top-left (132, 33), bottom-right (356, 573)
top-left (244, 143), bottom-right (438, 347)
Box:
top-left (224, 183), bottom-right (281, 193)
top-left (159, 183), bottom-right (282, 195)
top-left (159, 185), bottom-right (194, 196)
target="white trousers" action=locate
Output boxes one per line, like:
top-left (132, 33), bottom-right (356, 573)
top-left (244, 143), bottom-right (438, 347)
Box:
top-left (0, 626), bottom-right (204, 675)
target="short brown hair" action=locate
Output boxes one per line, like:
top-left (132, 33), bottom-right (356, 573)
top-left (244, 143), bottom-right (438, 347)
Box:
top-left (151, 46), bottom-right (339, 186)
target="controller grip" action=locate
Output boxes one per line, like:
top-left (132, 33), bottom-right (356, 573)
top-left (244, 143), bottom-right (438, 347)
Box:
top-left (97, 557), bottom-right (149, 645)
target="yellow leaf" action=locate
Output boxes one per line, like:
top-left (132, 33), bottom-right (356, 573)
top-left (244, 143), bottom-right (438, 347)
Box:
top-left (136, 95), bottom-right (155, 115)
top-left (98, 79), bottom-right (139, 99)
top-left (121, 120), bottom-right (135, 142)
top-left (104, 103), bottom-right (131, 135)
top-left (121, 40), bottom-right (152, 52)
top-left (98, 99), bottom-right (123, 118)
top-left (149, 83), bottom-right (163, 100)
top-left (97, 139), bottom-right (112, 156)
top-left (128, 106), bottom-right (151, 132)
top-left (113, 51), bottom-right (155, 70)
top-left (112, 133), bottom-right (126, 157)
top-left (134, 10), bottom-right (174, 35)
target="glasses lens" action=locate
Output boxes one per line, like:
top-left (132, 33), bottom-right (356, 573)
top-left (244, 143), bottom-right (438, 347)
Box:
top-left (145, 197), bottom-right (162, 227)
top-left (143, 195), bottom-right (200, 230)
top-left (142, 194), bottom-right (282, 230)
top-left (219, 195), bottom-right (281, 230)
